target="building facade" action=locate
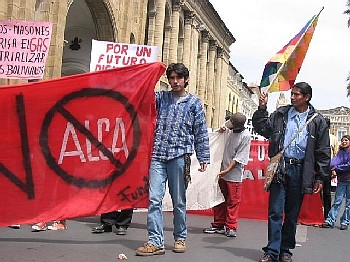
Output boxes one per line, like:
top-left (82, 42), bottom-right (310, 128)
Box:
top-left (1, 0), bottom-right (237, 129)
top-left (226, 64), bottom-right (258, 120)
top-left (318, 106), bottom-right (350, 141)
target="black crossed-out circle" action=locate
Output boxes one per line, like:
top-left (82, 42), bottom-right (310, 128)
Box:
top-left (39, 88), bottom-right (140, 188)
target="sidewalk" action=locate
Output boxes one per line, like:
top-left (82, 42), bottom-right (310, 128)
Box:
top-left (0, 211), bottom-right (347, 262)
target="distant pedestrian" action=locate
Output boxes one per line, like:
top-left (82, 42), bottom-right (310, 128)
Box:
top-left (321, 118), bottom-right (339, 219)
top-left (322, 135), bottom-right (350, 230)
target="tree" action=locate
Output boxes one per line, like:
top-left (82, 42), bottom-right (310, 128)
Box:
top-left (346, 0), bottom-right (350, 96)
top-left (345, 0), bottom-right (350, 25)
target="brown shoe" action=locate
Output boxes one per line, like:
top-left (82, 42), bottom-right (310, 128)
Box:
top-left (173, 240), bottom-right (186, 253)
top-left (280, 253), bottom-right (293, 262)
top-left (135, 242), bottom-right (165, 256)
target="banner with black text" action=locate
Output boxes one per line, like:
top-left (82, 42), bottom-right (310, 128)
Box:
top-left (0, 20), bottom-right (52, 79)
top-left (0, 62), bottom-right (165, 226)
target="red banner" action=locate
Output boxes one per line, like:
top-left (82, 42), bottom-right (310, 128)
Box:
top-left (240, 140), bottom-right (270, 219)
top-left (190, 140), bottom-right (324, 225)
top-left (240, 140), bottom-right (324, 225)
top-left (0, 62), bottom-right (165, 226)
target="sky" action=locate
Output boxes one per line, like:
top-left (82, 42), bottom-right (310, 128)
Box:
top-left (209, 0), bottom-right (350, 112)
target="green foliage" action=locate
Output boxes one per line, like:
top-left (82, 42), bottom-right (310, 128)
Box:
top-left (345, 0), bottom-right (350, 25)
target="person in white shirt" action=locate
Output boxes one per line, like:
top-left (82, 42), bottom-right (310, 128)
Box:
top-left (203, 112), bottom-right (251, 237)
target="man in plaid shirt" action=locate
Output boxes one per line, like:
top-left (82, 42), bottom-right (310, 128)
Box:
top-left (136, 63), bottom-right (210, 256)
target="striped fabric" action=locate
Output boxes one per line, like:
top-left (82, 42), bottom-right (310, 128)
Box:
top-left (152, 91), bottom-right (210, 164)
top-left (260, 8), bottom-right (323, 93)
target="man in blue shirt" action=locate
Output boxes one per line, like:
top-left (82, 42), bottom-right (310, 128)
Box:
top-left (252, 82), bottom-right (330, 262)
top-left (136, 63), bottom-right (210, 256)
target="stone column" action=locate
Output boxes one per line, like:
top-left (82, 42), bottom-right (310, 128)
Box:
top-left (20, 0), bottom-right (35, 20)
top-left (0, 2), bottom-right (6, 20)
top-left (34, 0), bottom-right (50, 21)
top-left (188, 19), bottom-right (199, 95)
top-left (219, 50), bottom-right (230, 125)
top-left (168, 1), bottom-right (181, 64)
top-left (197, 30), bottom-right (209, 101)
top-left (182, 11), bottom-right (193, 68)
top-left (206, 41), bottom-right (217, 127)
top-left (154, 0), bottom-right (166, 61)
top-left (177, 36), bottom-right (184, 63)
top-left (213, 47), bottom-right (224, 128)
top-left (47, 1), bottom-right (67, 79)
top-left (162, 25), bottom-right (171, 66)
top-left (0, 1), bottom-right (10, 85)
top-left (146, 11), bottom-right (156, 45)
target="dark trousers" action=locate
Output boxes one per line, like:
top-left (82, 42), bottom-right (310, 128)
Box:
top-left (100, 209), bottom-right (133, 228)
top-left (263, 163), bottom-right (304, 260)
top-left (321, 176), bottom-right (332, 220)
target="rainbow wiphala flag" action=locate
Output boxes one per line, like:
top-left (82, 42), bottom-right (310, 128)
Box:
top-left (260, 8), bottom-right (323, 93)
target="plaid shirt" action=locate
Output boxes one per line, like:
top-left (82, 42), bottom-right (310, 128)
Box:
top-left (152, 91), bottom-right (210, 164)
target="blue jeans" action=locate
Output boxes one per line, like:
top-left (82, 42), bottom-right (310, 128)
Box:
top-left (263, 163), bottom-right (304, 259)
top-left (325, 180), bottom-right (350, 226)
top-left (147, 156), bottom-right (187, 248)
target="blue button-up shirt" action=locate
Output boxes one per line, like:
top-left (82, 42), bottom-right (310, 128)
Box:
top-left (283, 107), bottom-right (309, 159)
top-left (152, 91), bottom-right (210, 164)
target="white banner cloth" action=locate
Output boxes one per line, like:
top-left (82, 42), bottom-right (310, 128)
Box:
top-left (162, 131), bottom-right (225, 211)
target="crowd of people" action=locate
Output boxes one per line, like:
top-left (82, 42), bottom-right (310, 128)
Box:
top-left (7, 63), bottom-right (349, 262)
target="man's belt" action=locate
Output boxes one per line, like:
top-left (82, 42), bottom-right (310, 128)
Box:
top-left (284, 157), bottom-right (304, 165)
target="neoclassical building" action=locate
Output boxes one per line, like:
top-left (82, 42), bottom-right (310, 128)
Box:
top-left (318, 107), bottom-right (350, 141)
top-left (1, 0), bottom-right (236, 129)
top-left (226, 63), bottom-right (258, 121)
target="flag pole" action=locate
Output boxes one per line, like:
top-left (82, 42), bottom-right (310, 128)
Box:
top-left (264, 7), bottom-right (324, 93)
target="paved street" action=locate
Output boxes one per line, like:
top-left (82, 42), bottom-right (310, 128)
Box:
top-left (0, 210), bottom-right (348, 262)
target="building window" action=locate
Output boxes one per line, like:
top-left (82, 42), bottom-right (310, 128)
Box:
top-left (130, 33), bottom-right (135, 44)
top-left (228, 93), bottom-right (231, 111)
top-left (338, 129), bottom-right (348, 141)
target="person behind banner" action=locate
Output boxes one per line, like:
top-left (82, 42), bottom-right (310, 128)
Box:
top-left (136, 63), bottom-right (210, 256)
top-left (91, 209), bottom-right (133, 235)
top-left (252, 82), bottom-right (330, 262)
top-left (320, 118), bottom-right (339, 220)
top-left (322, 135), bottom-right (350, 230)
top-left (203, 112), bottom-right (251, 237)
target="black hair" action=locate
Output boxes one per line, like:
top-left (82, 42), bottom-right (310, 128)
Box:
top-left (166, 63), bottom-right (189, 87)
top-left (293, 82), bottom-right (312, 100)
top-left (340, 135), bottom-right (350, 150)
top-left (341, 135), bottom-right (350, 141)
